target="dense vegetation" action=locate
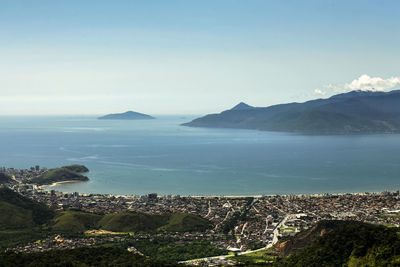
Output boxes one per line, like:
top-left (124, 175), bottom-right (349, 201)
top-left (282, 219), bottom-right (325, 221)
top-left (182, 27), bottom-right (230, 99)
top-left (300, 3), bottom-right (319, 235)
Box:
top-left (158, 213), bottom-right (212, 232)
top-left (50, 211), bottom-right (102, 233)
top-left (99, 239), bottom-right (228, 261)
top-left (0, 188), bottom-right (210, 234)
top-left (274, 221), bottom-right (400, 266)
top-left (0, 188), bottom-right (211, 254)
top-left (50, 211), bottom-right (211, 233)
top-left (0, 189), bottom-right (219, 264)
top-left (0, 173), bottom-right (12, 184)
top-left (0, 188), bottom-right (54, 248)
top-left (61, 164), bottom-right (89, 173)
top-left (0, 247), bottom-right (179, 266)
top-left (232, 249), bottom-right (277, 265)
top-left (230, 220), bottom-right (400, 266)
top-left (30, 165), bottom-right (89, 185)
top-left (0, 188), bottom-right (54, 228)
top-left (0, 228), bottom-right (50, 249)
top-left (98, 212), bottom-right (167, 232)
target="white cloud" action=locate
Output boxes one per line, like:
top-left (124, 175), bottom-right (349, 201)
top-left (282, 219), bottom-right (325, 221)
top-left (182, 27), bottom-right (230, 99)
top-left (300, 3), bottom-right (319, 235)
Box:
top-left (318, 75), bottom-right (400, 97)
top-left (344, 74), bottom-right (400, 92)
top-left (324, 83), bottom-right (345, 93)
top-left (314, 89), bottom-right (326, 96)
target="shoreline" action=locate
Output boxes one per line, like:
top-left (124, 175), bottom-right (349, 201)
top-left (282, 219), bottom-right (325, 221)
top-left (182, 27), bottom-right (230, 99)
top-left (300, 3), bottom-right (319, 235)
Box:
top-left (39, 179), bottom-right (88, 188)
top-left (35, 183), bottom-right (394, 198)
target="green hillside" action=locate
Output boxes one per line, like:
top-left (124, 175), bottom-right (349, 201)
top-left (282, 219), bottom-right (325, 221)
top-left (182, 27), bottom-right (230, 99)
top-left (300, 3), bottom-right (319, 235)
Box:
top-left (98, 212), bottom-right (211, 233)
top-left (0, 188), bottom-right (54, 229)
top-left (0, 188), bottom-right (210, 236)
top-left (62, 164), bottom-right (89, 173)
top-left (159, 213), bottom-right (212, 232)
top-left (0, 172), bottom-right (12, 184)
top-left (0, 201), bottom-right (34, 229)
top-left (274, 221), bottom-right (400, 266)
top-left (98, 212), bottom-right (168, 232)
top-left (0, 188), bottom-right (55, 248)
top-left (0, 188), bottom-right (211, 251)
top-left (48, 210), bottom-right (212, 234)
top-left (50, 211), bottom-right (102, 233)
top-left (276, 220), bottom-right (346, 257)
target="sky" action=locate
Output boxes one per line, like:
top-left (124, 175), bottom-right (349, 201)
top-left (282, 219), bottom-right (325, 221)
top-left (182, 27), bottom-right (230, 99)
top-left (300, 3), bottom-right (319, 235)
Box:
top-left (0, 0), bottom-right (399, 115)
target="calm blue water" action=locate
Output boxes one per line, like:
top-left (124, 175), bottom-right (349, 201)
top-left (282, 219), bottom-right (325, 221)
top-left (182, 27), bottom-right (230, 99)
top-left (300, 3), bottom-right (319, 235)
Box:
top-left (0, 115), bottom-right (400, 196)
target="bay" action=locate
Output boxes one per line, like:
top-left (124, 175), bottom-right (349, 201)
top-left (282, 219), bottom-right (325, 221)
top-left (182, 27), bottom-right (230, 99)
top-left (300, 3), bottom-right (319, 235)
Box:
top-left (0, 115), bottom-right (399, 196)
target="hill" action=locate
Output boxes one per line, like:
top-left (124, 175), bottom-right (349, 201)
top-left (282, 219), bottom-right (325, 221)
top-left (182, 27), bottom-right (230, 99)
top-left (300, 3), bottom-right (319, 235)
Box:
top-left (0, 188), bottom-right (54, 229)
top-left (98, 212), bottom-right (168, 232)
top-left (50, 211), bottom-right (102, 233)
top-left (0, 188), bottom-right (210, 234)
top-left (0, 188), bottom-right (55, 248)
top-left (99, 212), bottom-right (211, 233)
top-left (62, 164), bottom-right (89, 173)
top-left (159, 213), bottom-right (212, 232)
top-left (98, 111), bottom-right (155, 120)
top-left (30, 165), bottom-right (89, 186)
top-left (274, 220), bottom-right (400, 266)
top-left (183, 90), bottom-right (400, 134)
top-left (230, 220), bottom-right (400, 266)
top-left (0, 172), bottom-right (12, 184)
top-left (50, 211), bottom-right (211, 233)
top-left (276, 220), bottom-right (345, 257)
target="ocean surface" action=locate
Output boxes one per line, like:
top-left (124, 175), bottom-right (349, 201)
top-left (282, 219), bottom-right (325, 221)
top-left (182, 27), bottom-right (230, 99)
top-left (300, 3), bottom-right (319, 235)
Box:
top-left (1, 115), bottom-right (400, 196)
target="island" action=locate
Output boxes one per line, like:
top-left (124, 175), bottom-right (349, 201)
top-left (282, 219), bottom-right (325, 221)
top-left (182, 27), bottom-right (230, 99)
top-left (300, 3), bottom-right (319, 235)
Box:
top-left (98, 111), bottom-right (155, 120)
top-left (29, 164), bottom-right (90, 186)
top-left (182, 90), bottom-right (400, 134)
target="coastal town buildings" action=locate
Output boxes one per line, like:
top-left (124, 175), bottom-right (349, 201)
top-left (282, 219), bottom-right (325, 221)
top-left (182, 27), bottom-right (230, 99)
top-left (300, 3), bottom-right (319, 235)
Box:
top-left (2, 166), bottom-right (400, 264)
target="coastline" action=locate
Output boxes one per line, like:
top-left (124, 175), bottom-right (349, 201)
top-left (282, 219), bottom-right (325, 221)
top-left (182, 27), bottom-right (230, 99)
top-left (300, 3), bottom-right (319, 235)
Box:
top-left (39, 179), bottom-right (88, 188)
top-left (41, 178), bottom-right (396, 198)
top-left (35, 186), bottom-right (391, 199)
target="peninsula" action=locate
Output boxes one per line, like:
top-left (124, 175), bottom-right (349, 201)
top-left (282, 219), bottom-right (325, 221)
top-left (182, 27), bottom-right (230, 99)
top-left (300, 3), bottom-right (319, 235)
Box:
top-left (98, 111), bottom-right (155, 120)
top-left (182, 90), bottom-right (400, 134)
top-left (29, 164), bottom-right (89, 186)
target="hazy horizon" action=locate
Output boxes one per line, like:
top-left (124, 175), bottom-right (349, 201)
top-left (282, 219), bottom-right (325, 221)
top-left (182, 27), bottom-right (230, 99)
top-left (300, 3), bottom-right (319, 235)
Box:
top-left (2, 87), bottom-right (400, 117)
top-left (1, 0), bottom-right (400, 115)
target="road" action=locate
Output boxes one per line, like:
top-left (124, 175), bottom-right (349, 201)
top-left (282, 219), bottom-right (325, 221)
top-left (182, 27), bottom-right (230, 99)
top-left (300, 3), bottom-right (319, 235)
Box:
top-left (179, 214), bottom-right (292, 264)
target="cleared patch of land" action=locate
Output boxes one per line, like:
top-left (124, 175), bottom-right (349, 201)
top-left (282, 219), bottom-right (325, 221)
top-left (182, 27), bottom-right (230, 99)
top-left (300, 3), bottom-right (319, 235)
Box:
top-left (231, 249), bottom-right (277, 264)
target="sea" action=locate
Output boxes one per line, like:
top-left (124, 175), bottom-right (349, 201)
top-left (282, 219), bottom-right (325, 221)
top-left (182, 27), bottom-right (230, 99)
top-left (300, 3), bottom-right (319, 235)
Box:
top-left (1, 115), bottom-right (400, 196)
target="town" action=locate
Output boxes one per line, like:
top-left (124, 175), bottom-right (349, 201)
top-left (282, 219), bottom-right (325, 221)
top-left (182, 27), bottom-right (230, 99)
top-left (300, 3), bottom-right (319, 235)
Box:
top-left (2, 166), bottom-right (400, 265)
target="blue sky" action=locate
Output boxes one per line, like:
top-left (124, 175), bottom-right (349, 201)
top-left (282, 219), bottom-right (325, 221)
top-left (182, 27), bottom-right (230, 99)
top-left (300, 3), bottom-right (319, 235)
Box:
top-left (0, 0), bottom-right (399, 115)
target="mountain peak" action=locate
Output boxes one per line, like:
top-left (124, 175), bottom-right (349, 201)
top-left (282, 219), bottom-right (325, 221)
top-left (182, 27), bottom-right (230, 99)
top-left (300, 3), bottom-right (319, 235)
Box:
top-left (183, 89), bottom-right (400, 134)
top-left (231, 102), bottom-right (254, 111)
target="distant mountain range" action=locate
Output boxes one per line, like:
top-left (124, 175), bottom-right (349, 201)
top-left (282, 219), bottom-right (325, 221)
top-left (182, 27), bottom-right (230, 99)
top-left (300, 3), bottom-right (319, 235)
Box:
top-left (182, 90), bottom-right (400, 134)
top-left (98, 111), bottom-right (155, 120)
